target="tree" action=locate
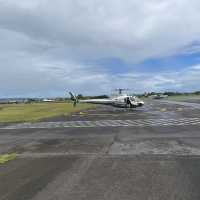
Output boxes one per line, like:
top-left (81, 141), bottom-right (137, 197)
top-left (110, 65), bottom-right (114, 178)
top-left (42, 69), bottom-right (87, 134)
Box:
top-left (77, 94), bottom-right (83, 99)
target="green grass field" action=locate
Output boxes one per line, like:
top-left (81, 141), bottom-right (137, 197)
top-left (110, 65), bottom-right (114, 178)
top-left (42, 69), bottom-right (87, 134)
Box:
top-left (166, 94), bottom-right (200, 102)
top-left (0, 102), bottom-right (95, 123)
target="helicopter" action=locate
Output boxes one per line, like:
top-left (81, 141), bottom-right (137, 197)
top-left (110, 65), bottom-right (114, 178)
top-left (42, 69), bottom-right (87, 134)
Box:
top-left (69, 89), bottom-right (144, 108)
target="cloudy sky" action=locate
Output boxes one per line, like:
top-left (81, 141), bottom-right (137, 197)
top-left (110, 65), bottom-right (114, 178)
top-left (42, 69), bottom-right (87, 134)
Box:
top-left (1, 0), bottom-right (200, 97)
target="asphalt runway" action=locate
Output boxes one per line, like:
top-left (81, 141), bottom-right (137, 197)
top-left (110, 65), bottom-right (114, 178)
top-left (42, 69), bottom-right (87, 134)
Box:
top-left (1, 100), bottom-right (200, 200)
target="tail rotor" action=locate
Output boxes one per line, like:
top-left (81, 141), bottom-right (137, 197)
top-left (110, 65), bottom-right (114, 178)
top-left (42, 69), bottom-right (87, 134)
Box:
top-left (69, 92), bottom-right (78, 107)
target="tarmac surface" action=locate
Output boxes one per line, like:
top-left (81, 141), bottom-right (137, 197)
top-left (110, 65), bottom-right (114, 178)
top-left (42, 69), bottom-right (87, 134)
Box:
top-left (1, 99), bottom-right (200, 200)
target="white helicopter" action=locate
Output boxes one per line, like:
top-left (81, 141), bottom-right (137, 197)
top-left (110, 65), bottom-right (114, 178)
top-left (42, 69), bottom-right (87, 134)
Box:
top-left (69, 89), bottom-right (144, 108)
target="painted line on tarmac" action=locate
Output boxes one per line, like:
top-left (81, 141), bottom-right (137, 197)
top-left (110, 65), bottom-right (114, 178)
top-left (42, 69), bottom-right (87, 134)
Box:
top-left (16, 151), bottom-right (200, 158)
top-left (1, 117), bottom-right (200, 129)
top-left (16, 152), bottom-right (98, 158)
top-left (72, 113), bottom-right (138, 116)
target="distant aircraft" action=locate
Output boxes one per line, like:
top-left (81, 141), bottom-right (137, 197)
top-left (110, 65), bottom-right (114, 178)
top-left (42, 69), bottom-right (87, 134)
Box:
top-left (69, 89), bottom-right (144, 108)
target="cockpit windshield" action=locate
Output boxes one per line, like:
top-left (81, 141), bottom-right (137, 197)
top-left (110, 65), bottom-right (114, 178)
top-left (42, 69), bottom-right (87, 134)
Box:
top-left (130, 96), bottom-right (139, 101)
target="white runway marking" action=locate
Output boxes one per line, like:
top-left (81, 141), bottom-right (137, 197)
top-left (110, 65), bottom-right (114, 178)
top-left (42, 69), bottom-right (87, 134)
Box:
top-left (1, 118), bottom-right (200, 129)
top-left (72, 112), bottom-right (138, 117)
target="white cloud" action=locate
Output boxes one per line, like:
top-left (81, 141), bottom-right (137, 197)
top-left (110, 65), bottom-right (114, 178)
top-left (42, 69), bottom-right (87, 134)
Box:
top-left (1, 0), bottom-right (200, 61)
top-left (1, 0), bottom-right (200, 97)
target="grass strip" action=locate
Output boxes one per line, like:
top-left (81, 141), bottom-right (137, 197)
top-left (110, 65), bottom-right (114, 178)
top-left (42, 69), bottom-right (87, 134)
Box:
top-left (0, 102), bottom-right (95, 123)
top-left (0, 153), bottom-right (16, 164)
